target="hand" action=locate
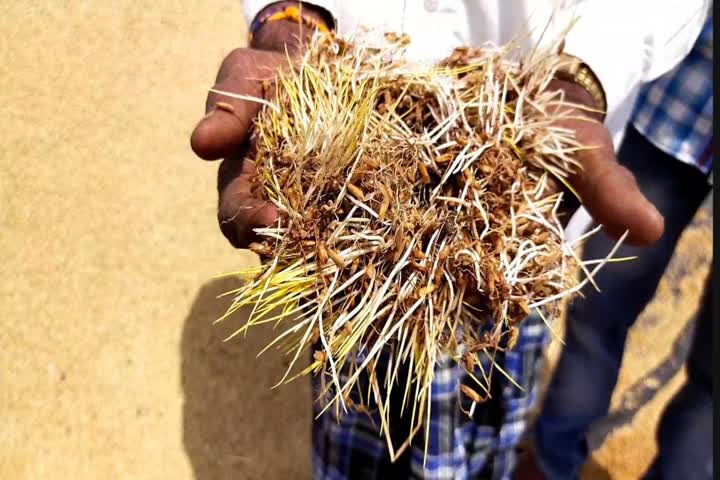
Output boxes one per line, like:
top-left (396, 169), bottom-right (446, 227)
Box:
top-left (191, 46), bottom-right (284, 247)
top-left (549, 79), bottom-right (664, 246)
top-left (190, 7), bottom-right (330, 248)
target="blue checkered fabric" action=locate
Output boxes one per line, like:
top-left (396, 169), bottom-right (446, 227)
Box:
top-left (632, 16), bottom-right (713, 176)
top-left (311, 314), bottom-right (548, 479)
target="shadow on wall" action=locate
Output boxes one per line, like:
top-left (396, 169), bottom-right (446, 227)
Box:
top-left (181, 277), bottom-right (312, 480)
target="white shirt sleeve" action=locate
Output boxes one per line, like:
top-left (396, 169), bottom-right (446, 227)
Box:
top-left (556, 0), bottom-right (709, 122)
top-left (241, 0), bottom-right (708, 141)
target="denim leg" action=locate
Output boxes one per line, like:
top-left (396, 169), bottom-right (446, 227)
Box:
top-left (644, 270), bottom-right (713, 480)
top-left (533, 126), bottom-right (710, 480)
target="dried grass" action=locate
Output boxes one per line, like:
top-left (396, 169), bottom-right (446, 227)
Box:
top-left (214, 29), bottom-right (624, 460)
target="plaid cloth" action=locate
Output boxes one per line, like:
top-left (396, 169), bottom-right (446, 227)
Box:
top-left (312, 314), bottom-right (548, 479)
top-left (632, 15), bottom-right (713, 176)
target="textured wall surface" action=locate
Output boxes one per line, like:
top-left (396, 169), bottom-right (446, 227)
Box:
top-left (0, 2), bottom-right (711, 479)
top-left (1, 3), bottom-right (311, 479)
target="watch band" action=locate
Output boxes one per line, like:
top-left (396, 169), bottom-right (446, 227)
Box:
top-left (555, 54), bottom-right (608, 120)
top-left (249, 3), bottom-right (331, 42)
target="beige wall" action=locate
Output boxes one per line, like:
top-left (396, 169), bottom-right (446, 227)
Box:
top-left (1, 2), bottom-right (310, 479)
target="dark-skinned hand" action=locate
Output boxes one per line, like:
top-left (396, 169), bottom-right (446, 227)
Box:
top-left (190, 9), bottom-right (326, 248)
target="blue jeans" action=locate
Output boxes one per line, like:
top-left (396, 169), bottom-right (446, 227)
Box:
top-left (533, 126), bottom-right (712, 480)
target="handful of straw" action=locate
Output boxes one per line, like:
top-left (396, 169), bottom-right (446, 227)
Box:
top-left (217, 30), bottom-right (622, 458)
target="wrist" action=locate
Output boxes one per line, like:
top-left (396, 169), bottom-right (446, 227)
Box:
top-left (548, 79), bottom-right (604, 122)
top-left (250, 2), bottom-right (333, 54)
top-left (553, 53), bottom-right (607, 122)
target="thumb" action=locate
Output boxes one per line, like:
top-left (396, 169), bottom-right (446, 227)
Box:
top-left (568, 120), bottom-right (664, 245)
top-left (190, 78), bottom-right (264, 160)
top-left (190, 48), bottom-right (285, 160)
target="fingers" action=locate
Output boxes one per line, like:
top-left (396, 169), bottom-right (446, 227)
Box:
top-left (190, 48), bottom-right (285, 160)
top-left (190, 48), bottom-right (286, 248)
top-left (568, 120), bottom-right (664, 246)
top-left (217, 156), bottom-right (277, 248)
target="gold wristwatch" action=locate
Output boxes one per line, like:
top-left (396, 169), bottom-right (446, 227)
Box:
top-left (555, 54), bottom-right (608, 120)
